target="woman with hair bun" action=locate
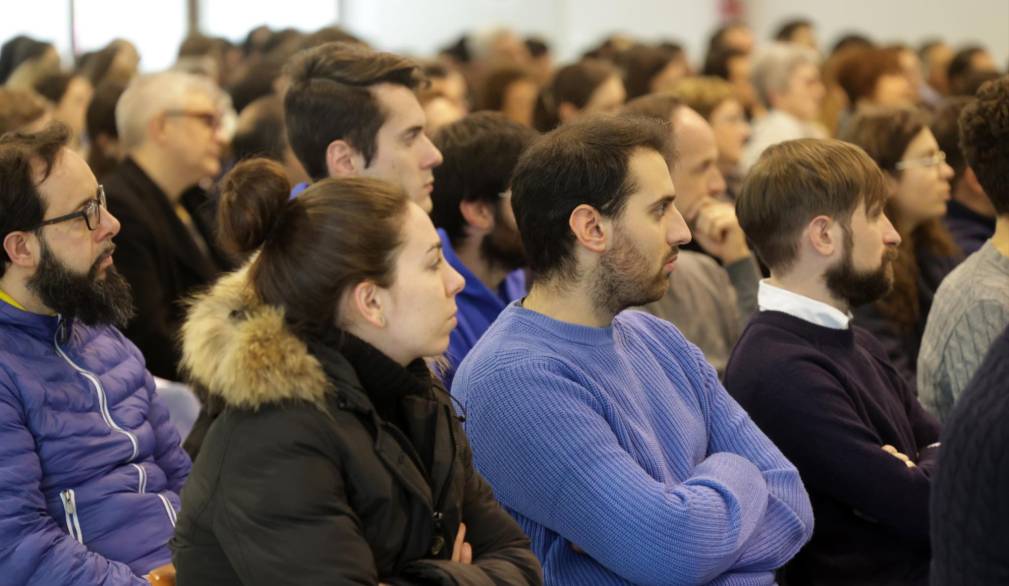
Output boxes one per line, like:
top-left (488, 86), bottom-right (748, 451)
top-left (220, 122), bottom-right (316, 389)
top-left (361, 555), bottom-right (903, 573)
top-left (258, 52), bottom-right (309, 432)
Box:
top-left (171, 158), bottom-right (542, 585)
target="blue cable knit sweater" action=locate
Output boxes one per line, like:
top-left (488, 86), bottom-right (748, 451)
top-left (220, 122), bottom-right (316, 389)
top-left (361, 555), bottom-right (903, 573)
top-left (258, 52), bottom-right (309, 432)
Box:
top-left (452, 302), bottom-right (813, 585)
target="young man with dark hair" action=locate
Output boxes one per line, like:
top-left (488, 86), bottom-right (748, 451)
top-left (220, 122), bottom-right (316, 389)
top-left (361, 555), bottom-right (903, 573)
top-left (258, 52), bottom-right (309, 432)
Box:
top-left (919, 76), bottom-right (1009, 422)
top-left (725, 138), bottom-right (942, 585)
top-left (284, 41), bottom-right (443, 210)
top-left (0, 124), bottom-right (190, 584)
top-left (932, 96), bottom-right (996, 254)
top-left (453, 115), bottom-right (812, 585)
top-left (623, 94), bottom-right (761, 376)
top-left (430, 112), bottom-right (537, 377)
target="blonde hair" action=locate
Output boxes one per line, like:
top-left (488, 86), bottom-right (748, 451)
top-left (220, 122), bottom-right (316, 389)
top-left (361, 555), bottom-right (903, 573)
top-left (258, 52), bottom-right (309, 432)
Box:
top-left (669, 76), bottom-right (735, 120)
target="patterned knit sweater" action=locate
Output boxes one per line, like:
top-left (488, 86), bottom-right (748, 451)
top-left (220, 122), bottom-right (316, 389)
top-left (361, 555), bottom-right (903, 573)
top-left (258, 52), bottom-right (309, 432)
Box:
top-left (452, 302), bottom-right (813, 585)
top-left (918, 241), bottom-right (1009, 422)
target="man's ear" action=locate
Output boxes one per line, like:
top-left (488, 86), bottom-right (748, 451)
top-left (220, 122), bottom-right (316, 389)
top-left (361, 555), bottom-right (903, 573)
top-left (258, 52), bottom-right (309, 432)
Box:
top-left (325, 139), bottom-right (360, 178)
top-left (804, 215), bottom-right (839, 258)
top-left (569, 204), bottom-right (608, 254)
top-left (459, 199), bottom-right (495, 233)
top-left (2, 231), bottom-right (39, 270)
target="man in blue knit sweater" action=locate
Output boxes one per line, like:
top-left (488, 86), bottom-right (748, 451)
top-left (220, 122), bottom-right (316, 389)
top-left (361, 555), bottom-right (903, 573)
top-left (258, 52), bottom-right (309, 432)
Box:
top-left (453, 115), bottom-right (813, 585)
top-left (725, 139), bottom-right (942, 585)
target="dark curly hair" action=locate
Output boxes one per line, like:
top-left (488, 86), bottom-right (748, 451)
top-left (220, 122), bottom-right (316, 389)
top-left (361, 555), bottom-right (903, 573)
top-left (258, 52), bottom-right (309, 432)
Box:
top-left (959, 76), bottom-right (1009, 215)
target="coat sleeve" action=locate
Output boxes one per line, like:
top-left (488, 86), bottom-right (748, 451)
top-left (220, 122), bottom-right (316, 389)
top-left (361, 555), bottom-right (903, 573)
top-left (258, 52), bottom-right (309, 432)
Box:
top-left (401, 409), bottom-right (543, 586)
top-left (210, 414), bottom-right (382, 586)
top-left (693, 347), bottom-right (814, 573)
top-left (460, 358), bottom-right (774, 586)
top-left (0, 370), bottom-right (146, 586)
top-left (109, 199), bottom-right (181, 381)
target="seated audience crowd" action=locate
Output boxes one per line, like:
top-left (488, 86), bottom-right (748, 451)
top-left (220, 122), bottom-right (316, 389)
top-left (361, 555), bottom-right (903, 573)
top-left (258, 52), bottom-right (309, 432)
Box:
top-left (0, 16), bottom-right (1007, 585)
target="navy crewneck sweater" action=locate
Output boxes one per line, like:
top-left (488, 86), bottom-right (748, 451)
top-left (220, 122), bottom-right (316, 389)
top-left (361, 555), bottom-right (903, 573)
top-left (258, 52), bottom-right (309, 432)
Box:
top-left (725, 310), bottom-right (941, 585)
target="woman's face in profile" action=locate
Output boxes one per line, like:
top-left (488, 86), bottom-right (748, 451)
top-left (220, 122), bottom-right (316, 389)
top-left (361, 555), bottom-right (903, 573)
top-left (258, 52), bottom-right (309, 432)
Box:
top-left (376, 203), bottom-right (466, 364)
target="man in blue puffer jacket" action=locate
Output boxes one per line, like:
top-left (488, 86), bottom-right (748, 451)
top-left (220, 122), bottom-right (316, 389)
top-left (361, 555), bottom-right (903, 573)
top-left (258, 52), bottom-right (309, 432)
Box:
top-left (0, 124), bottom-right (191, 585)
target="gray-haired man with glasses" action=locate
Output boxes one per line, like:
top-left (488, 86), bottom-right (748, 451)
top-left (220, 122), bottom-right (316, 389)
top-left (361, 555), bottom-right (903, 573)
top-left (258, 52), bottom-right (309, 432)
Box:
top-left (0, 123), bottom-right (191, 584)
top-left (103, 70), bottom-right (232, 381)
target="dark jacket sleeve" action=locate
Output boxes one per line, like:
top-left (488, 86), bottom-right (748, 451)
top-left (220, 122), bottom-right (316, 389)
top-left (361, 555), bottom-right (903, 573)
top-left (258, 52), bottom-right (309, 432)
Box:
top-left (402, 412), bottom-right (543, 586)
top-left (107, 196), bottom-right (182, 381)
top-left (209, 412), bottom-right (381, 586)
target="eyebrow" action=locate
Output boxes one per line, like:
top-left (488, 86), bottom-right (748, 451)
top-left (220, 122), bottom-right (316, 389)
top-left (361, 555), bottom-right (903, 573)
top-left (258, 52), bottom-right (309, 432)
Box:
top-left (426, 241), bottom-right (442, 254)
top-left (651, 194), bottom-right (676, 210)
top-left (401, 125), bottom-right (424, 140)
top-left (67, 186), bottom-right (100, 211)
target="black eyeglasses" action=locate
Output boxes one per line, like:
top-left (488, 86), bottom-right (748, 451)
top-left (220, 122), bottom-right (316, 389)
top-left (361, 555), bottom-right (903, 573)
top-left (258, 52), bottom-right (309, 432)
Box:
top-left (35, 185), bottom-right (107, 231)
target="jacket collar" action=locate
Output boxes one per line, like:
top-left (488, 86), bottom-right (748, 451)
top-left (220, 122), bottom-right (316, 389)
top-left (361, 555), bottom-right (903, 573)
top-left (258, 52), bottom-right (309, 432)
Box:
top-left (0, 297), bottom-right (64, 342)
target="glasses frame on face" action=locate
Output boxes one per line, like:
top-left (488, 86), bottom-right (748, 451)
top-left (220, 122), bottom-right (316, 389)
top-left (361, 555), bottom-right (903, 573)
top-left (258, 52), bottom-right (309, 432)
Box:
top-left (895, 150), bottom-right (946, 171)
top-left (33, 185), bottom-right (107, 232)
top-left (163, 109), bottom-right (222, 131)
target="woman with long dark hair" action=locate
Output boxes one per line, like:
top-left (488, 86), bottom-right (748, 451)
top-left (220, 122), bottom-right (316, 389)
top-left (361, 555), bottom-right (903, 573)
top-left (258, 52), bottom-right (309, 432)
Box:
top-left (840, 106), bottom-right (960, 386)
top-left (171, 158), bottom-right (542, 585)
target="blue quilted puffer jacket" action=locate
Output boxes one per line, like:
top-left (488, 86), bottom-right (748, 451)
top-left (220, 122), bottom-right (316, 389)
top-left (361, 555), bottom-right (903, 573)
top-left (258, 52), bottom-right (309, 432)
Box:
top-left (0, 301), bottom-right (192, 585)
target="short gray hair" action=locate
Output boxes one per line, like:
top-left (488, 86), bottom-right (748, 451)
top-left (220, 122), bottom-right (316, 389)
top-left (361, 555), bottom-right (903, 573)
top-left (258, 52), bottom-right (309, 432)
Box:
top-left (115, 71), bottom-right (224, 152)
top-left (751, 42), bottom-right (820, 109)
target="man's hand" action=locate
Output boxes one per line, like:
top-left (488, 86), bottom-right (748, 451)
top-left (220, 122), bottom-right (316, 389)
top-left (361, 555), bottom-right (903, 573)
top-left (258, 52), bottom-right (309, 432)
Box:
top-left (146, 562), bottom-right (176, 585)
top-left (882, 444), bottom-right (917, 468)
top-left (692, 201), bottom-right (751, 265)
top-left (452, 523), bottom-right (472, 564)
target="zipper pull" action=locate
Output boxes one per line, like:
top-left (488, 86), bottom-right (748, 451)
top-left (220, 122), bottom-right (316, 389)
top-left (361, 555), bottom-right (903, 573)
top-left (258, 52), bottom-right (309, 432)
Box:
top-left (60, 490), bottom-right (75, 514)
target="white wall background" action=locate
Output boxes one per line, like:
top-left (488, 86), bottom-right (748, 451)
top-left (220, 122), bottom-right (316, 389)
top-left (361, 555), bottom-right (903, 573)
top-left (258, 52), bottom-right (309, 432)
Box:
top-left (1, 0), bottom-right (1006, 72)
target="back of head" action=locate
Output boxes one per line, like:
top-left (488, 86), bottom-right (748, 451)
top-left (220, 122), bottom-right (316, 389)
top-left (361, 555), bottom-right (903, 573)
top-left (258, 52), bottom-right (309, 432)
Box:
top-left (738, 138), bottom-right (887, 273)
top-left (618, 44), bottom-right (675, 99)
top-left (510, 114), bottom-right (669, 281)
top-left (774, 19), bottom-right (813, 43)
top-left (0, 124), bottom-right (70, 278)
top-left (115, 70), bottom-right (223, 153)
top-left (666, 76), bottom-right (733, 120)
top-left (0, 87), bottom-right (50, 135)
top-left (216, 158), bottom-right (409, 335)
top-left (838, 105), bottom-right (928, 174)
top-left (430, 111), bottom-right (539, 244)
top-left (283, 42), bottom-right (424, 181)
top-left (930, 96), bottom-right (973, 189)
top-left (835, 47), bottom-right (903, 105)
top-left (533, 59), bottom-right (617, 132)
top-left (33, 72), bottom-right (75, 104)
top-left (947, 46), bottom-right (987, 96)
top-left (621, 92), bottom-right (682, 125)
top-left (0, 35), bottom-right (53, 85)
top-left (232, 95), bottom-right (287, 162)
top-left (701, 46), bottom-right (747, 81)
top-left (960, 76), bottom-right (1009, 215)
top-left (751, 42), bottom-right (820, 109)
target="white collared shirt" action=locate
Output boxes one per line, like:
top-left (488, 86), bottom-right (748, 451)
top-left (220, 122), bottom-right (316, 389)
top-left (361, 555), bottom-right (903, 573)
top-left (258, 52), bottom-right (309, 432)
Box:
top-left (757, 280), bottom-right (853, 330)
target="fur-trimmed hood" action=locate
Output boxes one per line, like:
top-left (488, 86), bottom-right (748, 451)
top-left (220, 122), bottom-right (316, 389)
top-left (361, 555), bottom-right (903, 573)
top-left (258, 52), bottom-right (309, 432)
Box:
top-left (180, 265), bottom-right (330, 409)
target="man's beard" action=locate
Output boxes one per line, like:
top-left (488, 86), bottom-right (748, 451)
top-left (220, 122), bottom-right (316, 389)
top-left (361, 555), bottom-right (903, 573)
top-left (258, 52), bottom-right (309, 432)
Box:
top-left (26, 238), bottom-right (135, 328)
top-left (824, 236), bottom-right (898, 308)
top-left (593, 229), bottom-right (674, 317)
top-left (480, 209), bottom-right (526, 273)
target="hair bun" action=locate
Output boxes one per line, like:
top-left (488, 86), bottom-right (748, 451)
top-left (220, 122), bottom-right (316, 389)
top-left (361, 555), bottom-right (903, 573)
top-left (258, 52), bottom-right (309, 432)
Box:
top-left (216, 157), bottom-right (292, 257)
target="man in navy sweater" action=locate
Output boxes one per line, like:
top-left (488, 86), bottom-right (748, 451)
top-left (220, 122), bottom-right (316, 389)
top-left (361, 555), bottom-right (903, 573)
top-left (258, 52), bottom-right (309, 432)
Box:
top-left (725, 138), bottom-right (942, 585)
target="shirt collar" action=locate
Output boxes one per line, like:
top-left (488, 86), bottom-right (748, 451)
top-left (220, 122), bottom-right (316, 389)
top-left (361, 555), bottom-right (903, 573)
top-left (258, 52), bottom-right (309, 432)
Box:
top-left (0, 288), bottom-right (26, 311)
top-left (758, 280), bottom-right (852, 330)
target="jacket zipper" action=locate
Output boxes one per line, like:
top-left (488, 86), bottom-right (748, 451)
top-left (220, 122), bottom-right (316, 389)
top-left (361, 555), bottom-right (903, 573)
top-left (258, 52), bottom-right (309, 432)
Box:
top-left (53, 317), bottom-right (139, 461)
top-left (430, 404), bottom-right (459, 550)
top-left (131, 463), bottom-right (147, 493)
top-left (157, 494), bottom-right (177, 527)
top-left (60, 489), bottom-right (84, 544)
